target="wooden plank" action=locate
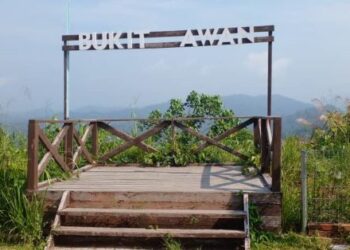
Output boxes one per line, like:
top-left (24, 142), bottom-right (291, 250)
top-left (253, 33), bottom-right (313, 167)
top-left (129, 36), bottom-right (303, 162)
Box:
top-left (196, 118), bottom-right (255, 152)
top-left (65, 124), bottom-right (74, 170)
top-left (243, 194), bottom-right (250, 250)
top-left (59, 208), bottom-right (245, 219)
top-left (97, 122), bottom-right (157, 153)
top-left (63, 36), bottom-right (273, 51)
top-left (72, 124), bottom-right (93, 164)
top-left (174, 121), bottom-right (249, 160)
top-left (62, 25), bottom-right (275, 41)
top-left (260, 118), bottom-right (270, 174)
top-left (53, 226), bottom-right (246, 239)
top-left (100, 121), bottom-right (170, 162)
top-left (271, 118), bottom-right (281, 192)
top-left (27, 120), bottom-right (39, 193)
top-left (267, 30), bottom-right (273, 115)
top-left (266, 119), bottom-right (272, 147)
top-left (38, 126), bottom-right (69, 176)
top-left (73, 129), bottom-right (93, 164)
top-left (91, 122), bottom-right (99, 157)
top-left (38, 129), bottom-right (70, 173)
top-left (253, 118), bottom-right (261, 148)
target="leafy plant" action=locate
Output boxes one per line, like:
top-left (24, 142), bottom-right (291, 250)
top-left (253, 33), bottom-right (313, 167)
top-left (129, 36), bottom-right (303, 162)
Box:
top-left (163, 234), bottom-right (182, 250)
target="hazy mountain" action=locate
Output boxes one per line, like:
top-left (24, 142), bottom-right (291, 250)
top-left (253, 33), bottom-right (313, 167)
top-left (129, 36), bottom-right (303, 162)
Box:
top-left (0, 94), bottom-right (314, 136)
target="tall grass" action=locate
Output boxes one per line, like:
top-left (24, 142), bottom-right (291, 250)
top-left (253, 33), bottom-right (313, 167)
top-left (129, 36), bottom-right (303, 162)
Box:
top-left (281, 137), bottom-right (304, 230)
top-left (0, 127), bottom-right (44, 246)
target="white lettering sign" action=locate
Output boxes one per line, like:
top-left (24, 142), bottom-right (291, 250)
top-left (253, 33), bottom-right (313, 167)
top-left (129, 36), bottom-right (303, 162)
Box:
top-left (76, 27), bottom-right (257, 50)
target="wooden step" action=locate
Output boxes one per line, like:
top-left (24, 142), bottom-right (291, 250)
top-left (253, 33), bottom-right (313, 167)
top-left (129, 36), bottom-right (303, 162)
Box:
top-left (67, 191), bottom-right (244, 210)
top-left (59, 207), bottom-right (246, 218)
top-left (53, 226), bottom-right (246, 239)
top-left (59, 208), bottom-right (246, 229)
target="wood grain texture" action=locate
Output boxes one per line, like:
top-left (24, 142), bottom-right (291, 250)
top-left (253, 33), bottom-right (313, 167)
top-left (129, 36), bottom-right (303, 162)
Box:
top-left (42, 166), bottom-right (270, 193)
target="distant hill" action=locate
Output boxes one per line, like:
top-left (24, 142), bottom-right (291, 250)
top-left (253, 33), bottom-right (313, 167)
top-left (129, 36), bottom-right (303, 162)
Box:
top-left (0, 94), bottom-right (316, 136)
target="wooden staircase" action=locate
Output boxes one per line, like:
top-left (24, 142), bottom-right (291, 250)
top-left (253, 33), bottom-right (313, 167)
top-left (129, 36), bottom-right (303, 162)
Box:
top-left (46, 191), bottom-right (251, 250)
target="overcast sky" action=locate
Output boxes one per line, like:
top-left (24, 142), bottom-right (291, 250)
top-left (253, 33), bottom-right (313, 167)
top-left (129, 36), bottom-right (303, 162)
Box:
top-left (0, 0), bottom-right (349, 113)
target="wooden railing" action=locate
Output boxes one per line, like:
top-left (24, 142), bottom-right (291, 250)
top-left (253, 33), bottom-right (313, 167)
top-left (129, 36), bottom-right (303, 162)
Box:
top-left (27, 116), bottom-right (281, 193)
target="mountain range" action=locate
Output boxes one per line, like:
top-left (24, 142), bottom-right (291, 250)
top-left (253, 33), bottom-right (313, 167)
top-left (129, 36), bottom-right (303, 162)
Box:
top-left (0, 94), bottom-right (319, 137)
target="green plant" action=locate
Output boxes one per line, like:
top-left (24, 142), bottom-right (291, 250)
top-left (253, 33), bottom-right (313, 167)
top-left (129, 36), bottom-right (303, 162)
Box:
top-left (0, 127), bottom-right (45, 247)
top-left (163, 234), bottom-right (182, 250)
top-left (138, 91), bottom-right (255, 166)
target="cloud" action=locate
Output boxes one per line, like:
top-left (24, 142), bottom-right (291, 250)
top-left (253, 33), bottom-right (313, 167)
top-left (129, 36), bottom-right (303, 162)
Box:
top-left (245, 51), bottom-right (291, 78)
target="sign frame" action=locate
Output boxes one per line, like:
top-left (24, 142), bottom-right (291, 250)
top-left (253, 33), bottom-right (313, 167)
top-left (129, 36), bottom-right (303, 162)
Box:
top-left (62, 25), bottom-right (274, 119)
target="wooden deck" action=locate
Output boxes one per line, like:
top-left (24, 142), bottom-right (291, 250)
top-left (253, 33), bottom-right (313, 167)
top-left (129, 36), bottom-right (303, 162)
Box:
top-left (41, 165), bottom-right (271, 193)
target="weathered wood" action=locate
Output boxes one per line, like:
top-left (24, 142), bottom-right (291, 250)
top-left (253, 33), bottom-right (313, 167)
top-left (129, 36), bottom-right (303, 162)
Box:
top-left (266, 119), bottom-right (272, 147)
top-left (196, 118), bottom-right (255, 152)
top-left (62, 25), bottom-right (274, 41)
top-left (38, 126), bottom-right (69, 176)
top-left (260, 118), bottom-right (270, 174)
top-left (59, 207), bottom-right (245, 218)
top-left (97, 122), bottom-right (157, 153)
top-left (271, 118), bottom-right (281, 192)
top-left (27, 120), bottom-right (39, 193)
top-left (243, 194), bottom-right (250, 250)
top-left (100, 121), bottom-right (170, 162)
top-left (253, 119), bottom-right (260, 148)
top-left (53, 226), bottom-right (246, 239)
top-left (38, 129), bottom-right (70, 173)
top-left (72, 124), bottom-right (93, 164)
top-left (65, 124), bottom-right (74, 170)
top-left (63, 36), bottom-right (274, 51)
top-left (91, 122), bottom-right (99, 157)
top-left (267, 30), bottom-right (273, 115)
top-left (73, 128), bottom-right (93, 164)
top-left (174, 121), bottom-right (249, 160)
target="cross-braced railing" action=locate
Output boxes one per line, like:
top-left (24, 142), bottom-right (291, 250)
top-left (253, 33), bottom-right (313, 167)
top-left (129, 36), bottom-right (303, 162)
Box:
top-left (27, 116), bottom-right (281, 193)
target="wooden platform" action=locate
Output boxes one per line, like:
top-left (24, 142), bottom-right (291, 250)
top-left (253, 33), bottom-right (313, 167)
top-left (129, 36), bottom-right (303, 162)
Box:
top-left (41, 165), bottom-right (271, 193)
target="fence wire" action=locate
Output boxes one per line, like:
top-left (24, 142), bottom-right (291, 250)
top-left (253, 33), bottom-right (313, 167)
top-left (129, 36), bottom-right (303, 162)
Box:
top-left (307, 148), bottom-right (350, 223)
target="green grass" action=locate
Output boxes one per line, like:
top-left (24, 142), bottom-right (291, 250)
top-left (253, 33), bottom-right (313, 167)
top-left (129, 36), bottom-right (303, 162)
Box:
top-left (0, 243), bottom-right (36, 250)
top-left (252, 232), bottom-right (331, 250)
top-left (0, 128), bottom-right (45, 247)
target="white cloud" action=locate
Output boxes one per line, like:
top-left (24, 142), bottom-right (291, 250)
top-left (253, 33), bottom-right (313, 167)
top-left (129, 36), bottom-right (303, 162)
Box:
top-left (245, 51), bottom-right (291, 78)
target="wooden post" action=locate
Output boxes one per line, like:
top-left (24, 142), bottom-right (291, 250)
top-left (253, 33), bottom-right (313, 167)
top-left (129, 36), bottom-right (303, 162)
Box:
top-left (64, 41), bottom-right (70, 120)
top-left (267, 30), bottom-right (273, 116)
top-left (253, 118), bottom-right (260, 148)
top-left (260, 118), bottom-right (270, 174)
top-left (27, 120), bottom-right (39, 193)
top-left (271, 118), bottom-right (281, 192)
top-left (65, 122), bottom-right (74, 170)
top-left (92, 122), bottom-right (99, 158)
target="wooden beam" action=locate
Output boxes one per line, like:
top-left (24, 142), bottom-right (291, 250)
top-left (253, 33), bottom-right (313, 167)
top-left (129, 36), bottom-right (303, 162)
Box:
top-left (196, 118), bottom-right (255, 152)
top-left (91, 122), bottom-right (99, 157)
top-left (97, 122), bottom-right (157, 153)
top-left (100, 121), bottom-right (170, 162)
top-left (38, 126), bottom-right (69, 176)
top-left (38, 129), bottom-right (70, 173)
top-left (243, 194), bottom-right (251, 250)
top-left (271, 118), bottom-right (281, 192)
top-left (65, 123), bottom-right (74, 170)
top-left (73, 124), bottom-right (93, 164)
top-left (174, 121), bottom-right (249, 161)
top-left (267, 30), bottom-right (273, 116)
top-left (27, 120), bottom-right (39, 193)
top-left (260, 118), bottom-right (270, 174)
top-left (253, 118), bottom-right (261, 148)
top-left (62, 25), bottom-right (275, 41)
top-left (62, 36), bottom-right (274, 51)
top-left (73, 128), bottom-right (93, 164)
